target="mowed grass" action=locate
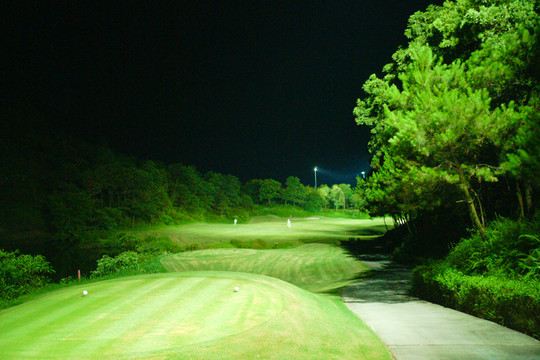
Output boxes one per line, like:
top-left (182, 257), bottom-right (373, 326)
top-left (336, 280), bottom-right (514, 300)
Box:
top-left (161, 243), bottom-right (369, 293)
top-left (1, 217), bottom-right (393, 359)
top-left (0, 272), bottom-right (391, 360)
top-left (137, 217), bottom-right (391, 247)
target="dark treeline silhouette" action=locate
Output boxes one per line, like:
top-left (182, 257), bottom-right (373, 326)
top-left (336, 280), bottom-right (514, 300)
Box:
top-left (0, 124), bottom-right (361, 278)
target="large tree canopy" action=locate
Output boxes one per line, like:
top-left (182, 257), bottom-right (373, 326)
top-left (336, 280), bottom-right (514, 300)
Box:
top-left (354, 0), bottom-right (539, 238)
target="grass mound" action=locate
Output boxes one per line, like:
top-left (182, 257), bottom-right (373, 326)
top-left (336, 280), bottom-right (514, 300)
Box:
top-left (0, 272), bottom-right (391, 359)
top-left (161, 243), bottom-right (369, 293)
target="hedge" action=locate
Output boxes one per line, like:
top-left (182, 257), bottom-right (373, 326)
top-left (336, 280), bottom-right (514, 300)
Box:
top-left (412, 263), bottom-right (540, 339)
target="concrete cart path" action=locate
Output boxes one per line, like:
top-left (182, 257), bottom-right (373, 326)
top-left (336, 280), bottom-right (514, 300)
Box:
top-left (341, 257), bottom-right (540, 360)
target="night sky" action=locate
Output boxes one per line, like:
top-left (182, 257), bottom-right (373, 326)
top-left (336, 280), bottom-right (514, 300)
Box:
top-left (4, 1), bottom-right (443, 186)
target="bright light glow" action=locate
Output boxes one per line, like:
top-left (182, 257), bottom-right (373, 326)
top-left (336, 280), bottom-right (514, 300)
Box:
top-left (314, 166), bottom-right (317, 172)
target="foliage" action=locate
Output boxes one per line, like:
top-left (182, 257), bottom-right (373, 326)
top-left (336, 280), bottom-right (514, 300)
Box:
top-left (304, 186), bottom-right (324, 211)
top-left (354, 0), bottom-right (539, 246)
top-left (253, 204), bottom-right (310, 218)
top-left (330, 184), bottom-right (345, 209)
top-left (283, 176), bottom-right (308, 206)
top-left (412, 215), bottom-right (540, 338)
top-left (0, 249), bottom-right (54, 300)
top-left (317, 184), bottom-right (331, 209)
top-left (230, 239), bottom-right (269, 249)
top-left (412, 263), bottom-right (540, 339)
top-left (259, 178), bottom-right (282, 204)
top-left (446, 216), bottom-right (540, 279)
top-left (90, 251), bottom-right (141, 278)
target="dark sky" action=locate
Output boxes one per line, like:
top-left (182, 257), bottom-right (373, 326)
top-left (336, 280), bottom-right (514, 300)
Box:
top-left (3, 1), bottom-right (442, 185)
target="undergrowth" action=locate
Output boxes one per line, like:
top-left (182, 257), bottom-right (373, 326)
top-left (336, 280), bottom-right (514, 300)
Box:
top-left (412, 215), bottom-right (540, 338)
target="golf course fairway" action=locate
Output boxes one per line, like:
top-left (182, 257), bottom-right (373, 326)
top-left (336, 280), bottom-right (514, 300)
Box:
top-left (0, 272), bottom-right (391, 359)
top-left (136, 217), bottom-right (389, 247)
top-left (161, 243), bottom-right (369, 293)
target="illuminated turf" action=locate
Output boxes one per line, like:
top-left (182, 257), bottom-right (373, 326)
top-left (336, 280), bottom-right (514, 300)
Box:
top-left (0, 272), bottom-right (392, 360)
top-left (136, 217), bottom-right (390, 247)
top-left (161, 243), bottom-right (369, 293)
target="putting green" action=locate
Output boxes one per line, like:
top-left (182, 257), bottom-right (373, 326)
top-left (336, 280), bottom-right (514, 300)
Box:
top-left (0, 272), bottom-right (391, 359)
top-left (161, 243), bottom-right (369, 293)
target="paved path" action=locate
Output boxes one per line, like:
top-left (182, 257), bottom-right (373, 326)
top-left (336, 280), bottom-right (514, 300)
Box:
top-left (341, 256), bottom-right (540, 360)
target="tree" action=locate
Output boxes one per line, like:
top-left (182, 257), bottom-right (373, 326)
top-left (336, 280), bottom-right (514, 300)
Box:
top-left (304, 186), bottom-right (323, 211)
top-left (205, 172), bottom-right (242, 215)
top-left (168, 164), bottom-right (209, 214)
top-left (317, 185), bottom-right (331, 210)
top-left (284, 176), bottom-right (307, 206)
top-left (330, 185), bottom-right (345, 210)
top-left (353, 0), bottom-right (539, 239)
top-left (380, 47), bottom-right (522, 239)
top-left (244, 179), bottom-right (263, 205)
top-left (350, 181), bottom-right (367, 211)
top-left (338, 184), bottom-right (353, 209)
top-left (259, 179), bottom-right (282, 204)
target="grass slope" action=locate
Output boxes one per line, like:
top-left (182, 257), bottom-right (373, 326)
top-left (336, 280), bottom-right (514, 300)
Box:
top-left (161, 243), bottom-right (369, 293)
top-left (0, 272), bottom-right (391, 360)
top-left (134, 217), bottom-right (390, 247)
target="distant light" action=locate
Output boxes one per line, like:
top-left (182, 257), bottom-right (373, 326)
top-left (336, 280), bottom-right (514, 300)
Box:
top-left (314, 166), bottom-right (318, 171)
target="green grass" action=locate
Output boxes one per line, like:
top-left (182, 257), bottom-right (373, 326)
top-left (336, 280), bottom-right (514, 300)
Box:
top-left (161, 243), bottom-right (369, 293)
top-left (134, 216), bottom-right (391, 248)
top-left (0, 272), bottom-right (391, 359)
top-left (1, 216), bottom-right (394, 359)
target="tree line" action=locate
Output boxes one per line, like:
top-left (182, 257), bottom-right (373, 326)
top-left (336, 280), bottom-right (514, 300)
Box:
top-left (0, 125), bottom-right (363, 277)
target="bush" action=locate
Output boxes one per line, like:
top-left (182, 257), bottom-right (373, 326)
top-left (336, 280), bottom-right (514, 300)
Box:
top-left (91, 251), bottom-right (141, 278)
top-left (182, 243), bottom-right (200, 252)
top-left (0, 249), bottom-right (54, 300)
top-left (230, 239), bottom-right (268, 249)
top-left (137, 235), bottom-right (183, 254)
top-left (272, 241), bottom-right (296, 249)
top-left (411, 217), bottom-right (540, 338)
top-left (446, 217), bottom-right (540, 279)
top-left (412, 263), bottom-right (540, 339)
top-left (254, 205), bottom-right (309, 218)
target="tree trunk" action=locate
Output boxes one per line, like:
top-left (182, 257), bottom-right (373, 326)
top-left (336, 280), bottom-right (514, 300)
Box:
top-left (457, 168), bottom-right (487, 241)
top-left (525, 181), bottom-right (533, 217)
top-left (516, 180), bottom-right (525, 219)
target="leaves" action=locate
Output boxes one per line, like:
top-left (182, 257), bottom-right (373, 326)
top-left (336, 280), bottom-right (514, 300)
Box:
top-left (353, 0), bottom-right (539, 222)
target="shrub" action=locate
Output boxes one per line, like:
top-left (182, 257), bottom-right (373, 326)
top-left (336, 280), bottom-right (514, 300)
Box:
top-left (254, 204), bottom-right (309, 218)
top-left (272, 241), bottom-right (296, 249)
top-left (412, 263), bottom-right (540, 339)
top-left (182, 243), bottom-right (200, 252)
top-left (230, 239), bottom-right (268, 249)
top-left (446, 217), bottom-right (540, 278)
top-left (91, 251), bottom-right (141, 278)
top-left (0, 249), bottom-right (54, 300)
top-left (137, 235), bottom-right (183, 254)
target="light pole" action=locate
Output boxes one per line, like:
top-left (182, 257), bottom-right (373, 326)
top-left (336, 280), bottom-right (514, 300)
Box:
top-left (361, 171), bottom-right (366, 179)
top-left (314, 166), bottom-right (318, 190)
